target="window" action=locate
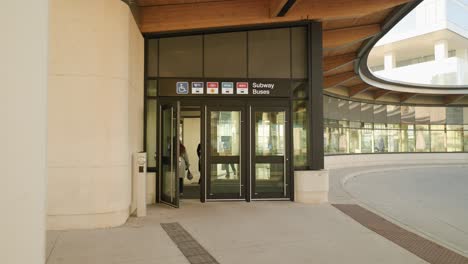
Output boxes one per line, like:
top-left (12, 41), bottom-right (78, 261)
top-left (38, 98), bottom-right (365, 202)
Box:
top-left (248, 28), bottom-right (291, 78)
top-left (204, 32), bottom-right (247, 78)
top-left (159, 35), bottom-right (202, 77)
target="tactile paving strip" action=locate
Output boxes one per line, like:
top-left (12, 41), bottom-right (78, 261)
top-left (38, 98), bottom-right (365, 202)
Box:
top-left (161, 222), bottom-right (220, 264)
top-left (333, 204), bottom-right (468, 264)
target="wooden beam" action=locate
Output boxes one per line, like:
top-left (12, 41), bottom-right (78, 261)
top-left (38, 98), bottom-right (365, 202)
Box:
top-left (444, 95), bottom-right (466, 105)
top-left (323, 53), bottom-right (356, 72)
top-left (270, 0), bottom-right (289, 16)
top-left (348, 83), bottom-right (371, 97)
top-left (373, 90), bottom-right (392, 100)
top-left (139, 0), bottom-right (401, 33)
top-left (270, 0), bottom-right (301, 17)
top-left (323, 24), bottom-right (380, 50)
top-left (324, 71), bottom-right (356, 89)
top-left (136, 0), bottom-right (221, 6)
top-left (400, 93), bottom-right (417, 103)
top-left (288, 0), bottom-right (412, 20)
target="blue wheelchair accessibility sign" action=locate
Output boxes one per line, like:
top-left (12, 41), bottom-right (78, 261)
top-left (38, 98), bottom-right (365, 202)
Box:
top-left (176, 82), bottom-right (189, 94)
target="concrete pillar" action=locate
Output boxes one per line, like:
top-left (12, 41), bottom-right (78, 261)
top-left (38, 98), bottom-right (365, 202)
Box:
top-left (47, 0), bottom-right (144, 230)
top-left (384, 52), bottom-right (396, 70)
top-left (434, 40), bottom-right (448, 61)
top-left (0, 1), bottom-right (48, 263)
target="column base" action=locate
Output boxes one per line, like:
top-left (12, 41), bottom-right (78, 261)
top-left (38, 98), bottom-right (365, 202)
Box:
top-left (294, 170), bottom-right (329, 204)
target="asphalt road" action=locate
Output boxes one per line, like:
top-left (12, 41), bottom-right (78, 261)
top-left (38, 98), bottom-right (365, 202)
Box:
top-left (344, 166), bottom-right (468, 256)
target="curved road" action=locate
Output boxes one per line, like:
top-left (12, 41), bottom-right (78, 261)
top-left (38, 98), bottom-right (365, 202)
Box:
top-left (343, 166), bottom-right (468, 256)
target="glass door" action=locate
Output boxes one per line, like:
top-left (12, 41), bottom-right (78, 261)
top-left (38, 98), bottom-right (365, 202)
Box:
top-left (159, 102), bottom-right (180, 207)
top-left (250, 106), bottom-right (290, 199)
top-left (206, 107), bottom-right (245, 200)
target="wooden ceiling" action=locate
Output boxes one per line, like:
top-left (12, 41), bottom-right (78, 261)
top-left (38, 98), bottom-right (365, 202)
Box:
top-left (133, 0), bottom-right (468, 105)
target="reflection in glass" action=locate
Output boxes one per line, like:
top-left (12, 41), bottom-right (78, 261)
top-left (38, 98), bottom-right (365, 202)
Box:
top-left (323, 96), bottom-right (468, 154)
top-left (415, 125), bottom-right (430, 152)
top-left (146, 99), bottom-right (157, 167)
top-left (210, 163), bottom-right (240, 195)
top-left (293, 100), bottom-right (308, 167)
top-left (447, 125), bottom-right (463, 152)
top-left (374, 123), bottom-right (387, 152)
top-left (255, 163), bottom-right (284, 194)
top-left (254, 110), bottom-right (286, 196)
top-left (255, 112), bottom-right (285, 155)
top-left (161, 108), bottom-right (175, 202)
top-left (210, 111), bottom-right (240, 156)
top-left (430, 125), bottom-right (446, 152)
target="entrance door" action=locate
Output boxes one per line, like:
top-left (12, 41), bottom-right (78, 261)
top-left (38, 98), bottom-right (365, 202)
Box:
top-left (205, 106), bottom-right (245, 200)
top-left (159, 102), bottom-right (180, 207)
top-left (250, 106), bottom-right (290, 199)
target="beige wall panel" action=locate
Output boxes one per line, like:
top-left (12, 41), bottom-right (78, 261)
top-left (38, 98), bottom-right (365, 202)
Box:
top-left (49, 0), bottom-right (129, 78)
top-left (48, 0), bottom-right (144, 229)
top-left (48, 76), bottom-right (129, 166)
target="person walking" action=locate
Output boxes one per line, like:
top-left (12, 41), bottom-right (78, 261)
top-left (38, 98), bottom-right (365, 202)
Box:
top-left (179, 143), bottom-right (192, 195)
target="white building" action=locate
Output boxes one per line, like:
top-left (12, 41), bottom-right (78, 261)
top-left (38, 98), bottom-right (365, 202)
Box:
top-left (368, 0), bottom-right (468, 86)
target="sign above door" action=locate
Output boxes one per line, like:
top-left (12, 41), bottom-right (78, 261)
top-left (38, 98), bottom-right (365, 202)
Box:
top-left (159, 79), bottom-right (292, 97)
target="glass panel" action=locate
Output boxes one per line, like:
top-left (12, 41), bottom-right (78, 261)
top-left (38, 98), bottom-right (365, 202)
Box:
top-left (338, 100), bottom-right (349, 120)
top-left (374, 105), bottom-right (387, 124)
top-left (146, 99), bottom-right (157, 167)
top-left (361, 103), bottom-right (374, 123)
top-left (361, 124), bottom-right (373, 153)
top-left (161, 108), bottom-right (176, 204)
top-left (464, 127), bottom-right (468, 151)
top-left (446, 107), bottom-right (463, 125)
top-left (431, 125), bottom-right (446, 152)
top-left (401, 106), bottom-right (415, 124)
top-left (387, 105), bottom-right (401, 124)
top-left (147, 39), bottom-right (158, 77)
top-left (210, 111), bottom-right (240, 156)
top-left (415, 107), bottom-right (430, 124)
top-left (291, 27), bottom-right (307, 79)
top-left (147, 80), bottom-right (157, 97)
top-left (255, 112), bottom-right (285, 156)
top-left (248, 28), bottom-right (291, 78)
top-left (159, 35), bottom-right (202, 77)
top-left (204, 32), bottom-right (247, 78)
top-left (293, 100), bottom-right (308, 167)
top-left (254, 110), bottom-right (286, 197)
top-left (209, 163), bottom-right (240, 195)
top-left (415, 125), bottom-right (430, 152)
top-left (349, 102), bottom-right (361, 121)
top-left (447, 129), bottom-right (463, 152)
top-left (349, 128), bottom-right (361, 153)
top-left (374, 123), bottom-right (387, 152)
top-left (430, 107), bottom-right (446, 125)
top-left (387, 127), bottom-right (400, 152)
top-left (255, 163), bottom-right (284, 194)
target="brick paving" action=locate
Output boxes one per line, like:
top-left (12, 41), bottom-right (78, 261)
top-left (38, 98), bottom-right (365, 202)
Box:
top-left (333, 204), bottom-right (468, 264)
top-left (161, 222), bottom-right (219, 264)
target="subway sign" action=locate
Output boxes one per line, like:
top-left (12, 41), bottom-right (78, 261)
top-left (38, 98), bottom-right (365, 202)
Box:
top-left (158, 79), bottom-right (291, 97)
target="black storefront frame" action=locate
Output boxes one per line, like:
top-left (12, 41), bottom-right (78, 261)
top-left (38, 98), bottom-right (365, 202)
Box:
top-left (156, 97), bottom-right (293, 203)
top-left (144, 21), bottom-right (325, 203)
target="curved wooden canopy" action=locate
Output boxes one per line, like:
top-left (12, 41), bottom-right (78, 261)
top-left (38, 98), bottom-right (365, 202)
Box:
top-left (131, 0), bottom-right (468, 106)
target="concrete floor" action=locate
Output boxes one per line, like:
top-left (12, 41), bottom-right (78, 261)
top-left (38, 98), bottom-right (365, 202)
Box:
top-left (46, 201), bottom-right (427, 264)
top-left (342, 165), bottom-right (468, 257)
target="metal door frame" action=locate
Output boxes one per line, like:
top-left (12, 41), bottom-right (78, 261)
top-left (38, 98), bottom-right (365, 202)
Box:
top-left (157, 100), bottom-right (180, 207)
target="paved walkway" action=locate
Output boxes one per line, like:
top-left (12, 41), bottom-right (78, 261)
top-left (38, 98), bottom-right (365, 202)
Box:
top-left (47, 201), bottom-right (427, 264)
top-left (339, 165), bottom-right (468, 256)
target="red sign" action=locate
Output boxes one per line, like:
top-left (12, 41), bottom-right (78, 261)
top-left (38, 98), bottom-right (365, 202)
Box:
top-left (236, 82), bottom-right (248, 88)
top-left (207, 82), bottom-right (219, 88)
top-left (236, 82), bottom-right (249, 94)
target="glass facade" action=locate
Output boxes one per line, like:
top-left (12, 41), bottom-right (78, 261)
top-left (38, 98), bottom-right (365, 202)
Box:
top-left (145, 26), bottom-right (309, 170)
top-left (324, 95), bottom-right (468, 154)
